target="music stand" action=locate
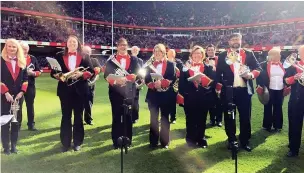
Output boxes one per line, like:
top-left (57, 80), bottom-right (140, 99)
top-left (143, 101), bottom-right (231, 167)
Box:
top-left (117, 81), bottom-right (134, 173)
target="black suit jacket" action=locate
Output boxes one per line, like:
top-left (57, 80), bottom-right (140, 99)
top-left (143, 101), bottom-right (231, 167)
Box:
top-left (144, 60), bottom-right (176, 104)
top-left (104, 55), bottom-right (140, 99)
top-left (1, 57), bottom-right (28, 114)
top-left (26, 54), bottom-right (41, 86)
top-left (50, 51), bottom-right (94, 99)
top-left (284, 66), bottom-right (304, 101)
top-left (216, 49), bottom-right (262, 95)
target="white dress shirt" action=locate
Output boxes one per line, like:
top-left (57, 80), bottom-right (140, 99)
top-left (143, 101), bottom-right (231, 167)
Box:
top-left (11, 59), bottom-right (17, 73)
top-left (68, 55), bottom-right (77, 71)
top-left (120, 58), bottom-right (127, 70)
top-left (156, 63), bottom-right (163, 74)
top-left (233, 57), bottom-right (246, 87)
top-left (269, 64), bottom-right (284, 90)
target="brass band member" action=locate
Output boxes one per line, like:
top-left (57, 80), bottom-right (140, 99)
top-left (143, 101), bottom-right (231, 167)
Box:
top-left (145, 44), bottom-right (177, 149)
top-left (284, 45), bottom-right (304, 157)
top-left (83, 46), bottom-right (101, 125)
top-left (1, 39), bottom-right (28, 155)
top-left (216, 33), bottom-right (261, 152)
top-left (104, 38), bottom-right (140, 149)
top-left (178, 45), bottom-right (215, 148)
top-left (20, 41), bottom-right (41, 131)
top-left (205, 44), bottom-right (222, 127)
top-left (256, 48), bottom-right (289, 132)
top-left (167, 49), bottom-right (183, 124)
top-left (50, 35), bottom-right (94, 152)
top-left (131, 46), bottom-right (143, 124)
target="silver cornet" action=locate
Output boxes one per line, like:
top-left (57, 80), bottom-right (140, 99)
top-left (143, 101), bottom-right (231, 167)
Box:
top-left (10, 99), bottom-right (20, 123)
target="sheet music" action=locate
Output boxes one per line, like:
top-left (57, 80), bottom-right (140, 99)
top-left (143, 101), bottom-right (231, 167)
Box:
top-left (46, 57), bottom-right (62, 71)
top-left (0, 115), bottom-right (14, 126)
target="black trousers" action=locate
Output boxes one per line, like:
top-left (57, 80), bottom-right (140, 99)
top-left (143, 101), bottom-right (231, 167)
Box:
top-left (169, 91), bottom-right (177, 121)
top-left (109, 93), bottom-right (133, 146)
top-left (263, 89), bottom-right (284, 130)
top-left (59, 94), bottom-right (84, 148)
top-left (209, 94), bottom-right (223, 123)
top-left (148, 101), bottom-right (170, 146)
top-left (224, 87), bottom-right (252, 145)
top-left (1, 97), bottom-right (23, 150)
top-left (132, 90), bottom-right (140, 122)
top-left (23, 84), bottom-right (36, 127)
top-left (184, 95), bottom-right (208, 145)
top-left (84, 86), bottom-right (95, 124)
top-left (288, 99), bottom-right (304, 153)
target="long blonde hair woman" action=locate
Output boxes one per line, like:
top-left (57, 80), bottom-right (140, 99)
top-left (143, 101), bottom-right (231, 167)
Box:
top-left (1, 38), bottom-right (28, 154)
top-left (2, 39), bottom-right (26, 69)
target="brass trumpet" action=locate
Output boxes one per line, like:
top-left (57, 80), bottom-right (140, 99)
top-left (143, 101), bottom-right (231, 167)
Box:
top-left (60, 67), bottom-right (89, 86)
top-left (283, 53), bottom-right (304, 86)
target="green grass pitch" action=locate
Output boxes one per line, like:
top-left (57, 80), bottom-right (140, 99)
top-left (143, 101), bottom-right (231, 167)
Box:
top-left (1, 74), bottom-right (304, 173)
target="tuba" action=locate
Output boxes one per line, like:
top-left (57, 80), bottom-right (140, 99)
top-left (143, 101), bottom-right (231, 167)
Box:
top-left (10, 99), bottom-right (20, 123)
top-left (283, 53), bottom-right (304, 86)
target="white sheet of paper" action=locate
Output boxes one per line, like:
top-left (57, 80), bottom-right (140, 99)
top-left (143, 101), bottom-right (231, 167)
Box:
top-left (107, 74), bottom-right (125, 80)
top-left (46, 57), bottom-right (62, 71)
top-left (0, 115), bottom-right (14, 126)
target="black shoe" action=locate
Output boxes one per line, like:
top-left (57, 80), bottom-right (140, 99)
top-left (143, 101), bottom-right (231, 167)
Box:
top-left (3, 148), bottom-right (10, 155)
top-left (10, 147), bottom-right (18, 154)
top-left (198, 139), bottom-right (208, 148)
top-left (171, 120), bottom-right (176, 124)
top-left (28, 126), bottom-right (38, 131)
top-left (61, 146), bottom-right (69, 153)
top-left (216, 122), bottom-right (222, 127)
top-left (113, 144), bottom-right (119, 150)
top-left (263, 127), bottom-right (272, 132)
top-left (209, 120), bottom-right (216, 126)
top-left (73, 145), bottom-right (81, 151)
top-left (241, 145), bottom-right (252, 152)
top-left (286, 150), bottom-right (299, 157)
top-left (161, 145), bottom-right (169, 149)
top-left (227, 141), bottom-right (239, 150)
top-left (132, 120), bottom-right (138, 124)
top-left (274, 128), bottom-right (282, 133)
top-left (149, 144), bottom-right (158, 149)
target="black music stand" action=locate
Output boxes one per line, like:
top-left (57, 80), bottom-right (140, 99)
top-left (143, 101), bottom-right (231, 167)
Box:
top-left (117, 81), bottom-right (134, 173)
top-left (226, 86), bottom-right (239, 173)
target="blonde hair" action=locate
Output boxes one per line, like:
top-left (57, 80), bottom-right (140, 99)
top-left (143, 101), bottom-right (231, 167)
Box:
top-left (190, 45), bottom-right (206, 62)
top-left (167, 49), bottom-right (176, 59)
top-left (267, 48), bottom-right (281, 61)
top-left (153, 43), bottom-right (167, 59)
top-left (2, 39), bottom-right (26, 69)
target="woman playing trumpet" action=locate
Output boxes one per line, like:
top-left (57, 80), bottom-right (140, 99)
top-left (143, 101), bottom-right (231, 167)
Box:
top-left (145, 44), bottom-right (177, 149)
top-left (1, 39), bottom-right (28, 155)
top-left (178, 45), bottom-right (216, 148)
top-left (50, 35), bottom-right (94, 152)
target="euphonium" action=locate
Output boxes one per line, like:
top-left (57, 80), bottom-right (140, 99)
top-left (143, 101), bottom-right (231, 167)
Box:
top-left (283, 53), bottom-right (304, 86)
